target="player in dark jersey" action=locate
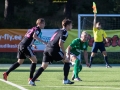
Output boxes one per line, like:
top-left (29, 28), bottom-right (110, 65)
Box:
top-left (3, 18), bottom-right (47, 81)
top-left (29, 19), bottom-right (73, 86)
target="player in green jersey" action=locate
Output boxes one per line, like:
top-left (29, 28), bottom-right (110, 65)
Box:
top-left (66, 31), bottom-right (89, 81)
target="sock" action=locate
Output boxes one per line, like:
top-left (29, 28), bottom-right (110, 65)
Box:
top-left (74, 59), bottom-right (80, 78)
top-left (32, 67), bottom-right (44, 82)
top-left (6, 62), bottom-right (20, 75)
top-left (63, 63), bottom-right (70, 80)
top-left (73, 64), bottom-right (82, 78)
top-left (90, 56), bottom-right (94, 67)
top-left (104, 56), bottom-right (109, 65)
top-left (29, 63), bottom-right (36, 79)
top-left (78, 64), bottom-right (82, 72)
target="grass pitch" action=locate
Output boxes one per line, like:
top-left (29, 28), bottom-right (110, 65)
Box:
top-left (0, 64), bottom-right (120, 90)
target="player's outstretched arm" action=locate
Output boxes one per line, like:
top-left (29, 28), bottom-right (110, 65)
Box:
top-left (33, 32), bottom-right (47, 45)
top-left (93, 13), bottom-right (97, 28)
top-left (83, 50), bottom-right (89, 67)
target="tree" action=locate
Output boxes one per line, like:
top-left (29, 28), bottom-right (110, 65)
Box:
top-left (4, 0), bottom-right (15, 20)
top-left (64, 0), bottom-right (72, 19)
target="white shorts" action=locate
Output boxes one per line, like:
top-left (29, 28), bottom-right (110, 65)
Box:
top-left (66, 53), bottom-right (81, 65)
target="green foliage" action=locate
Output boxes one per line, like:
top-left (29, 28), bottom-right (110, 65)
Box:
top-left (0, 1), bottom-right (120, 64)
top-left (0, 0), bottom-right (119, 29)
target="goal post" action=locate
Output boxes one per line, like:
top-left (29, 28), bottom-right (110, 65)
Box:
top-left (78, 14), bottom-right (120, 64)
top-left (78, 14), bottom-right (120, 37)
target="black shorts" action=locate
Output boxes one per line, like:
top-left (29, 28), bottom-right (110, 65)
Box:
top-left (17, 45), bottom-right (35, 59)
top-left (42, 47), bottom-right (64, 63)
top-left (91, 42), bottom-right (106, 53)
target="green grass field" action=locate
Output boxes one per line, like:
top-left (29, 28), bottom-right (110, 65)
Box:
top-left (0, 64), bottom-right (120, 90)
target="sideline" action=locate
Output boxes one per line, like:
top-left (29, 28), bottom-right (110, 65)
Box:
top-left (0, 79), bottom-right (28, 90)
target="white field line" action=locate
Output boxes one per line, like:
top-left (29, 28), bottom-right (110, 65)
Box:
top-left (0, 79), bottom-right (28, 90)
top-left (21, 85), bottom-right (120, 90)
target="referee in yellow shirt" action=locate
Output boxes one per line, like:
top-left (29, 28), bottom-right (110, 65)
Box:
top-left (89, 13), bottom-right (112, 68)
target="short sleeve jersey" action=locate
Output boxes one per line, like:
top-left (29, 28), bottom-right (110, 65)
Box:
top-left (19, 26), bottom-right (42, 46)
top-left (70, 38), bottom-right (88, 56)
top-left (93, 27), bottom-right (107, 42)
top-left (47, 29), bottom-right (68, 50)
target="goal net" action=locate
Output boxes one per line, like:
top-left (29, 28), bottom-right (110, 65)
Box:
top-left (78, 14), bottom-right (120, 64)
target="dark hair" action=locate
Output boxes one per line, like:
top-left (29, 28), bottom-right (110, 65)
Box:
top-left (62, 19), bottom-right (72, 27)
top-left (36, 18), bottom-right (45, 25)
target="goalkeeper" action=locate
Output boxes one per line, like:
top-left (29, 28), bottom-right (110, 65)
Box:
top-left (66, 31), bottom-right (89, 81)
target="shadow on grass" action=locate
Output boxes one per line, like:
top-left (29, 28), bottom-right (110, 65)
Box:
top-left (0, 69), bottom-right (73, 72)
top-left (84, 80), bottom-right (120, 82)
top-left (70, 84), bottom-right (120, 87)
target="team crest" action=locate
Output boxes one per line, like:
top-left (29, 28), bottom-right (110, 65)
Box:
top-left (76, 49), bottom-right (81, 53)
top-left (83, 45), bottom-right (86, 49)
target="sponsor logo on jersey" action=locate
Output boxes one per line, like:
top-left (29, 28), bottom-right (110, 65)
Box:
top-left (83, 45), bottom-right (86, 49)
